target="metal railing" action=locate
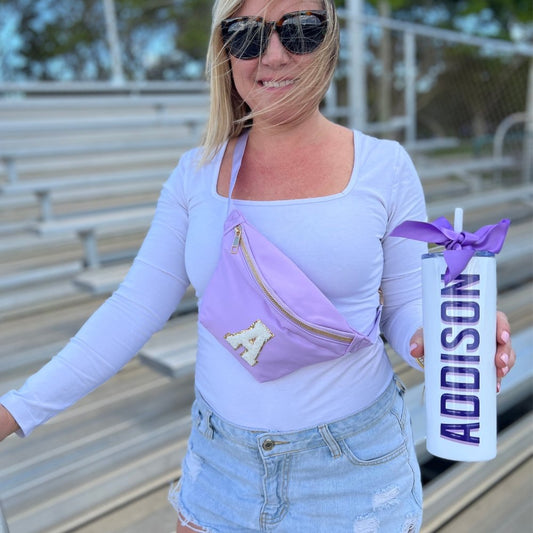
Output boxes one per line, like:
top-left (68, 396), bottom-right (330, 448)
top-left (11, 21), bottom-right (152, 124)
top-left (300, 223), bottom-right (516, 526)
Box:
top-left (0, 80), bottom-right (208, 97)
top-left (493, 112), bottom-right (532, 182)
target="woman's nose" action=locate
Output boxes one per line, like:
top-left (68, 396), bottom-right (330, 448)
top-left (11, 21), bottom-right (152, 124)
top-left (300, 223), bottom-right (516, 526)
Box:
top-left (261, 30), bottom-right (290, 65)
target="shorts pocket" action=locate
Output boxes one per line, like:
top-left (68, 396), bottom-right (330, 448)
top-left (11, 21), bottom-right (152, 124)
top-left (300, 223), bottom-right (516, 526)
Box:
top-left (340, 410), bottom-right (407, 466)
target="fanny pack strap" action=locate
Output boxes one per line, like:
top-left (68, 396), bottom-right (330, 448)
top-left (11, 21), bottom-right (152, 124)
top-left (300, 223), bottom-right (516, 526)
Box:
top-left (227, 130), bottom-right (250, 214)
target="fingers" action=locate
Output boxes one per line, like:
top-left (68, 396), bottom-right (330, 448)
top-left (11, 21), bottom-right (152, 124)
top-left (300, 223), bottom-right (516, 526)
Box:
top-left (409, 313), bottom-right (516, 391)
top-left (495, 310), bottom-right (516, 393)
top-left (496, 310), bottom-right (511, 346)
top-left (409, 327), bottom-right (425, 368)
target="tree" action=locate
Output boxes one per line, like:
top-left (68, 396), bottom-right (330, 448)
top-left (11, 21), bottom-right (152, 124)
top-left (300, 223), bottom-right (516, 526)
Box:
top-left (8, 0), bottom-right (108, 80)
top-left (175, 0), bottom-right (213, 63)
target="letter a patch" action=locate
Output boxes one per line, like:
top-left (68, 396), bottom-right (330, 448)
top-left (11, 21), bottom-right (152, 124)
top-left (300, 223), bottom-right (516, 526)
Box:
top-left (225, 320), bottom-right (274, 367)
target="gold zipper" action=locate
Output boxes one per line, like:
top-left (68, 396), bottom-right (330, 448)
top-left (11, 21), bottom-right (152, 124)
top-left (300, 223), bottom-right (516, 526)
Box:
top-left (233, 225), bottom-right (353, 344)
top-left (231, 226), bottom-right (242, 254)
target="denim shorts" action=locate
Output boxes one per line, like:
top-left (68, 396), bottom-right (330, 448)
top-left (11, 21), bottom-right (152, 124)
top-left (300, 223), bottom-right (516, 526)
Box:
top-left (169, 376), bottom-right (423, 532)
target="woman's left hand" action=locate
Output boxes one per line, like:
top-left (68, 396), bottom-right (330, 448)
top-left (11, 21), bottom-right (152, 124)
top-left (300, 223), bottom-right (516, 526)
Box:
top-left (494, 311), bottom-right (516, 393)
top-left (409, 311), bottom-right (516, 392)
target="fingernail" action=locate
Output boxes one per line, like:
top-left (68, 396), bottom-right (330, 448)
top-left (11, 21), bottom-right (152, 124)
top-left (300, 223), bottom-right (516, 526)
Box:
top-left (501, 353), bottom-right (509, 366)
top-left (410, 343), bottom-right (418, 353)
top-left (502, 366), bottom-right (509, 376)
top-left (501, 330), bottom-right (510, 344)
top-left (497, 382), bottom-right (501, 394)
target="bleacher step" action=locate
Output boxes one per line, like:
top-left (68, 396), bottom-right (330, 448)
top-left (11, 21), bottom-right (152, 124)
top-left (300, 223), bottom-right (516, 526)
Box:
top-left (74, 263), bottom-right (133, 295)
top-left (138, 314), bottom-right (199, 379)
top-left (0, 367), bottom-right (194, 533)
top-left (0, 280), bottom-right (89, 321)
top-left (497, 281), bottom-right (533, 331)
top-left (427, 183), bottom-right (533, 223)
top-left (0, 341), bottom-right (67, 378)
top-left (421, 411), bottom-right (533, 532)
top-left (0, 261), bottom-right (83, 291)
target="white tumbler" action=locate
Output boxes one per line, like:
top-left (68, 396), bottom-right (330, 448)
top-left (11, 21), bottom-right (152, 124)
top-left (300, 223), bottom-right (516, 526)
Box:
top-left (422, 251), bottom-right (497, 461)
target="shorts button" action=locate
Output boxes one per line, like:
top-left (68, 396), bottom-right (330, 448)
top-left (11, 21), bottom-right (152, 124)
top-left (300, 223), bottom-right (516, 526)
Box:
top-left (262, 439), bottom-right (275, 451)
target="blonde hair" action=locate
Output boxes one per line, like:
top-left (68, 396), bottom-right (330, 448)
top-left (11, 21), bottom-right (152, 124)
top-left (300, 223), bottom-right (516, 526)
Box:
top-left (201, 0), bottom-right (339, 162)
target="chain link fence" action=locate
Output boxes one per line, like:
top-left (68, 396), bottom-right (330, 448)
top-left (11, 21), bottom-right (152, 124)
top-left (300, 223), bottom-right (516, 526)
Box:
top-left (331, 13), bottom-right (532, 184)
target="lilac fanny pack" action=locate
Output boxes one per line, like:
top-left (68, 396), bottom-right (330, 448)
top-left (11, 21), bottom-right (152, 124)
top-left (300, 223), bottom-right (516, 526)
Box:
top-left (199, 133), bottom-right (382, 382)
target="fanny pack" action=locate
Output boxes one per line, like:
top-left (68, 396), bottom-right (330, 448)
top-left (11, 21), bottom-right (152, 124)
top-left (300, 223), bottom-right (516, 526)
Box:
top-left (199, 132), bottom-right (382, 382)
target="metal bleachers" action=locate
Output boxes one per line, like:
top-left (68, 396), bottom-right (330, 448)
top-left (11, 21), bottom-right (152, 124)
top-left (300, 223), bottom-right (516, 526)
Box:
top-left (0, 90), bottom-right (532, 533)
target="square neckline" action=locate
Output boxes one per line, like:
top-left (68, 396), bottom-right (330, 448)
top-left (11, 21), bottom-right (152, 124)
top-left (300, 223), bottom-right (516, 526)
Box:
top-left (211, 129), bottom-right (360, 206)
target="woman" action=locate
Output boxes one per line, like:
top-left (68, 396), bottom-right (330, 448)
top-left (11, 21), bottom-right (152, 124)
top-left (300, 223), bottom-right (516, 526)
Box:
top-left (0, 1), bottom-right (516, 531)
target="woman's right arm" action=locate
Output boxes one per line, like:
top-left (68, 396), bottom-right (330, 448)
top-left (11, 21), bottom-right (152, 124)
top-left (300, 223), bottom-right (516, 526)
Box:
top-left (0, 152), bottom-right (196, 437)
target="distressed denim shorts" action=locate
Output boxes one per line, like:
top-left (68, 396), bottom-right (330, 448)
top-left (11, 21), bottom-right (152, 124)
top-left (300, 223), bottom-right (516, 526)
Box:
top-left (169, 376), bottom-right (423, 532)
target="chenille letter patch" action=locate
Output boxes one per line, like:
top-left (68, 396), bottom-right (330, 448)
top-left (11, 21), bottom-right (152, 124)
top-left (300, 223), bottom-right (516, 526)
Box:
top-left (224, 320), bottom-right (274, 366)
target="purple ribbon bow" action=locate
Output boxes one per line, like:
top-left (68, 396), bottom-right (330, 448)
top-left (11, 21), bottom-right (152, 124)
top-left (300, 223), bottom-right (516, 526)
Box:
top-left (391, 217), bottom-right (510, 284)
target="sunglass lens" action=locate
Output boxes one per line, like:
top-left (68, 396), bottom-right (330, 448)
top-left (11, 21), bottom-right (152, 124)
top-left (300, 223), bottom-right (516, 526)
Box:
top-left (280, 13), bottom-right (326, 54)
top-left (225, 20), bottom-right (264, 59)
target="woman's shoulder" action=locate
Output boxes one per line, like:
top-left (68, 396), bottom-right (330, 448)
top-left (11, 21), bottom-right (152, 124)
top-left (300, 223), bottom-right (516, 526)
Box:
top-left (353, 129), bottom-right (414, 171)
top-left (353, 129), bottom-right (404, 155)
top-left (162, 142), bottom-right (226, 203)
top-left (169, 142), bottom-right (224, 180)
top-left (177, 144), bottom-right (209, 170)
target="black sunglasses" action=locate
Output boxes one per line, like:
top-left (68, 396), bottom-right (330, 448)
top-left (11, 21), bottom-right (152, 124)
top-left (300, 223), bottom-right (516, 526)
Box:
top-left (221, 10), bottom-right (328, 60)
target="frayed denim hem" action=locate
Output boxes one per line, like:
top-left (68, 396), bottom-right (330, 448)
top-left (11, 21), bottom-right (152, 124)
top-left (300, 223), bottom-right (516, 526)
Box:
top-left (168, 479), bottom-right (214, 533)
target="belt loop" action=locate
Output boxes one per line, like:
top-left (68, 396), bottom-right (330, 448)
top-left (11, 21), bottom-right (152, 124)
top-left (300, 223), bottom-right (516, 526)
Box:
top-left (198, 407), bottom-right (214, 440)
top-left (318, 425), bottom-right (342, 459)
top-left (394, 375), bottom-right (406, 396)
top-left (204, 411), bottom-right (214, 439)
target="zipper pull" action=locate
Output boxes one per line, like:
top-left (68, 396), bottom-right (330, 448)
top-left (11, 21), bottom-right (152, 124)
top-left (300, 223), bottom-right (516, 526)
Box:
top-left (231, 226), bottom-right (242, 254)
